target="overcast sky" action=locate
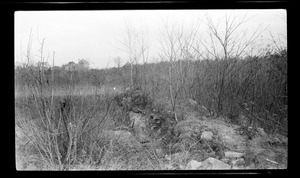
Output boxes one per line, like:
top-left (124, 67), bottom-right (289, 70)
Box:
top-left (14, 10), bottom-right (286, 69)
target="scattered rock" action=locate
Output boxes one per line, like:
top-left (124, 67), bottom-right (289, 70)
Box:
top-left (200, 157), bottom-right (231, 170)
top-left (16, 126), bottom-right (31, 145)
top-left (137, 134), bottom-right (151, 143)
top-left (201, 131), bottom-right (213, 141)
top-left (129, 112), bottom-right (146, 128)
top-left (173, 119), bottom-right (203, 136)
top-left (171, 163), bottom-right (181, 170)
top-left (207, 151), bottom-right (216, 158)
top-left (231, 166), bottom-right (241, 169)
top-left (165, 151), bottom-right (189, 162)
top-left (274, 134), bottom-right (288, 144)
top-left (259, 149), bottom-right (276, 158)
top-left (186, 158), bottom-right (231, 170)
top-left (224, 151), bottom-right (244, 158)
top-left (165, 164), bottom-right (175, 170)
top-left (257, 127), bottom-right (267, 137)
top-left (165, 154), bottom-right (171, 161)
top-left (129, 112), bottom-right (151, 143)
top-left (179, 165), bottom-right (185, 170)
top-left (245, 163), bottom-right (256, 169)
top-left (186, 160), bottom-right (202, 170)
top-left (15, 126), bottom-right (24, 138)
top-left (25, 164), bottom-right (38, 170)
top-left (171, 151), bottom-right (189, 161)
top-left (231, 158), bottom-right (245, 167)
top-left (125, 87), bottom-right (131, 92)
top-left (155, 148), bottom-right (164, 158)
top-left (220, 158), bottom-right (230, 164)
top-left (215, 149), bottom-right (225, 159)
top-left (189, 98), bottom-right (198, 106)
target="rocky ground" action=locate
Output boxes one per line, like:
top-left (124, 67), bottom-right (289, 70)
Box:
top-left (15, 88), bottom-right (287, 170)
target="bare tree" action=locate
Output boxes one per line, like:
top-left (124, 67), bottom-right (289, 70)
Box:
top-left (267, 14), bottom-right (287, 55)
top-left (119, 21), bottom-right (140, 88)
top-left (195, 13), bottom-right (268, 116)
top-left (113, 56), bottom-right (122, 68)
top-left (137, 28), bottom-right (150, 89)
top-left (159, 20), bottom-right (199, 123)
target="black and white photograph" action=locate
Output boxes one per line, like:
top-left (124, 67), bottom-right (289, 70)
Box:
top-left (15, 7), bottom-right (287, 171)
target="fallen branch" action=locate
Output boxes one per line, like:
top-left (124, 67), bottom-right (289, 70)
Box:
top-left (264, 158), bottom-right (279, 164)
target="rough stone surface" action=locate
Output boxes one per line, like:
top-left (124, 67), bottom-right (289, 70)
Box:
top-left (129, 112), bottom-right (151, 143)
top-left (25, 164), bottom-right (38, 170)
top-left (231, 166), bottom-right (241, 169)
top-left (189, 98), bottom-right (198, 106)
top-left (220, 158), bottom-right (230, 164)
top-left (200, 157), bottom-right (231, 170)
top-left (173, 119), bottom-right (203, 136)
top-left (257, 127), bottom-right (267, 137)
top-left (16, 126), bottom-right (31, 145)
top-left (201, 131), bottom-right (214, 141)
top-left (155, 148), bottom-right (164, 158)
top-left (129, 112), bottom-right (146, 128)
top-left (171, 151), bottom-right (189, 161)
top-left (231, 158), bottom-right (245, 167)
top-left (224, 151), bottom-right (245, 158)
top-left (186, 160), bottom-right (202, 170)
top-left (165, 154), bottom-right (171, 161)
top-left (259, 149), bottom-right (276, 158)
top-left (274, 134), bottom-right (288, 143)
top-left (186, 158), bottom-right (231, 170)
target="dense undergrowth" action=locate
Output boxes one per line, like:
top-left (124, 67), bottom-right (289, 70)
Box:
top-left (16, 86), bottom-right (287, 170)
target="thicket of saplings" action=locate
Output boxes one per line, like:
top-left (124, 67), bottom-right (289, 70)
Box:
top-left (15, 48), bottom-right (287, 170)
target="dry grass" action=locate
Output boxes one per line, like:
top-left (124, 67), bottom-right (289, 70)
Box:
top-left (15, 82), bottom-right (287, 170)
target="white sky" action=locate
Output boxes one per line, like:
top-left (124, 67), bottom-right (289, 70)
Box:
top-left (14, 9), bottom-right (286, 69)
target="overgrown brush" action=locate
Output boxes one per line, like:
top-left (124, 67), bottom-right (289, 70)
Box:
top-left (15, 62), bottom-right (116, 170)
